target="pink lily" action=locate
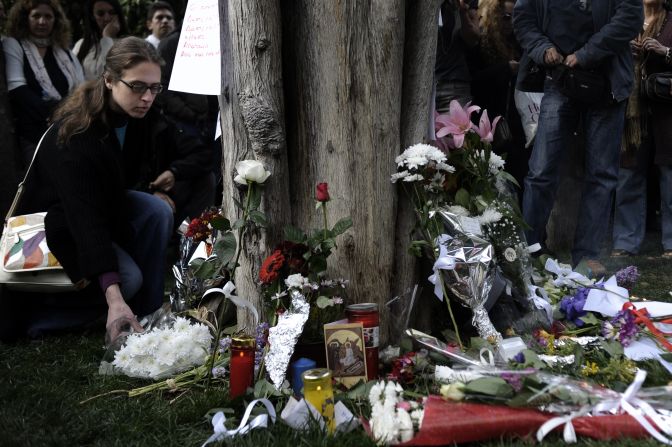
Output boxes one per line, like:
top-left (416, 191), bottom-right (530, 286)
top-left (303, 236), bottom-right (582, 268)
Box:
top-left (474, 109), bottom-right (502, 144)
top-left (435, 100), bottom-right (480, 148)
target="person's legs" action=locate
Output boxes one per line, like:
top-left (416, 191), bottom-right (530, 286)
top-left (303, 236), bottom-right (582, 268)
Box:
top-left (612, 140), bottom-right (650, 254)
top-left (572, 100), bottom-right (627, 264)
top-left (659, 165), bottom-right (672, 250)
top-left (112, 243), bottom-right (143, 301)
top-left (124, 190), bottom-right (173, 317)
top-left (522, 82), bottom-right (578, 248)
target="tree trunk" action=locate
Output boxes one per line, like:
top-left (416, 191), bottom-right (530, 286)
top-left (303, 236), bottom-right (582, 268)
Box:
top-left (0, 49), bottom-right (19, 220)
top-left (222, 0), bottom-right (441, 341)
top-left (392, 0), bottom-right (442, 342)
top-left (218, 0), bottom-right (290, 330)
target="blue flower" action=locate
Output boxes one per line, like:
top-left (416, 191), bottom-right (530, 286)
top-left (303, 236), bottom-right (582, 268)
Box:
top-left (559, 288), bottom-right (589, 327)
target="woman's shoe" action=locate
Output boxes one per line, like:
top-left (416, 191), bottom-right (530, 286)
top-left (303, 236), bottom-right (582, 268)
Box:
top-left (610, 249), bottom-right (633, 258)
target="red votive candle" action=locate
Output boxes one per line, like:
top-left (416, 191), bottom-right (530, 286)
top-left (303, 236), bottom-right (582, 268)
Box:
top-left (346, 303), bottom-right (379, 380)
top-left (229, 335), bottom-right (256, 399)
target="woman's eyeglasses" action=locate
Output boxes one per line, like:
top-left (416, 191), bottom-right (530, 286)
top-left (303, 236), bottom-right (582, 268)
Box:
top-left (119, 79), bottom-right (163, 95)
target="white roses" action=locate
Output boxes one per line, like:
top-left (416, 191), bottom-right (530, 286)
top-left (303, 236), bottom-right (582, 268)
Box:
top-left (234, 160), bottom-right (271, 185)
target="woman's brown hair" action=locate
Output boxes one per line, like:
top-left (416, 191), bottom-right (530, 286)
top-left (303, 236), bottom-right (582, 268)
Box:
top-left (52, 37), bottom-right (163, 145)
top-left (6, 0), bottom-right (71, 49)
top-left (478, 0), bottom-right (520, 65)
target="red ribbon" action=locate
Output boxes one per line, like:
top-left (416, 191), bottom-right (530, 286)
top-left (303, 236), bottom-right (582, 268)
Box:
top-left (622, 302), bottom-right (672, 352)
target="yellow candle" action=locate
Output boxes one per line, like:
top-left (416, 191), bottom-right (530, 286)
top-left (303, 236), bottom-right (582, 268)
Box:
top-left (301, 368), bottom-right (335, 432)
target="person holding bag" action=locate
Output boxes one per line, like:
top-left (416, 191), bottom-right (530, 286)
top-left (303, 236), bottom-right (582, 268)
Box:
top-left (7, 37), bottom-right (179, 341)
top-left (612, 0), bottom-right (672, 257)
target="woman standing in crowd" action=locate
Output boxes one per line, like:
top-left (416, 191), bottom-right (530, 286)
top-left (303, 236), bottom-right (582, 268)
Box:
top-left (73, 0), bottom-right (127, 81)
top-left (3, 0), bottom-right (84, 167)
top-left (469, 0), bottom-right (527, 194)
top-left (17, 37), bottom-right (182, 341)
top-left (612, 0), bottom-right (672, 258)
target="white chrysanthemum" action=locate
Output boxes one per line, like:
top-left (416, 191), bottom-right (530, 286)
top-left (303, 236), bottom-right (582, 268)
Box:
top-left (487, 152), bottom-right (505, 174)
top-left (397, 143), bottom-right (447, 168)
top-left (397, 408), bottom-right (414, 443)
top-left (403, 174), bottom-right (424, 182)
top-left (410, 409), bottom-right (425, 429)
top-left (390, 171), bottom-right (410, 183)
top-left (111, 319), bottom-right (212, 379)
top-left (436, 162), bottom-right (456, 173)
top-left (478, 208), bottom-right (502, 225)
top-left (285, 273), bottom-right (308, 289)
top-left (426, 172), bottom-right (445, 192)
top-left (446, 205), bottom-right (470, 216)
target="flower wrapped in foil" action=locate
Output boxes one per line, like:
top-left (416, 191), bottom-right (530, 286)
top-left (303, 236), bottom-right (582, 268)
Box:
top-left (429, 209), bottom-right (503, 345)
top-left (265, 290), bottom-right (310, 389)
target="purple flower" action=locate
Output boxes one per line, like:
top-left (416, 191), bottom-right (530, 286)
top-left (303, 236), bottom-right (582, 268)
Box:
top-left (602, 310), bottom-right (639, 347)
top-left (616, 266), bottom-right (640, 291)
top-left (513, 351), bottom-right (525, 364)
top-left (559, 288), bottom-right (589, 327)
top-left (501, 373), bottom-right (523, 392)
top-left (254, 322), bottom-right (269, 375)
top-left (218, 336), bottom-right (232, 354)
top-left (211, 366), bottom-right (227, 378)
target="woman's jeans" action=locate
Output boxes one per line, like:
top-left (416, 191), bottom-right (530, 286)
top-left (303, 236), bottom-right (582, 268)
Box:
top-left (613, 137), bottom-right (672, 253)
top-left (25, 191), bottom-right (173, 336)
top-left (522, 80), bottom-right (626, 264)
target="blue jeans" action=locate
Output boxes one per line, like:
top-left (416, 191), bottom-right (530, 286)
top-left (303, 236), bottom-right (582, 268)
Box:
top-left (25, 191), bottom-right (173, 336)
top-left (522, 80), bottom-right (626, 264)
top-left (612, 139), bottom-right (650, 254)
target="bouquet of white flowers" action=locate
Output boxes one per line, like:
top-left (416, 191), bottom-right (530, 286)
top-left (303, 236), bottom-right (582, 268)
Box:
top-left (103, 316), bottom-right (213, 380)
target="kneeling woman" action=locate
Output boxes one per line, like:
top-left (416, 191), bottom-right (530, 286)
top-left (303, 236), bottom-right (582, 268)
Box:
top-left (21, 37), bottom-right (181, 341)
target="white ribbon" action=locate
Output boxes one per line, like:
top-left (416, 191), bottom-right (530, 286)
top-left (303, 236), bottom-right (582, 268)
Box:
top-left (539, 370), bottom-right (672, 445)
top-left (479, 348), bottom-right (495, 366)
top-left (544, 258), bottom-right (592, 288)
top-left (428, 234), bottom-right (455, 301)
top-left (527, 284), bottom-right (553, 323)
top-left (592, 369), bottom-right (672, 445)
top-left (202, 398), bottom-right (276, 446)
top-left (526, 243), bottom-right (541, 254)
top-left (203, 281), bottom-right (259, 326)
top-left (536, 406), bottom-right (590, 443)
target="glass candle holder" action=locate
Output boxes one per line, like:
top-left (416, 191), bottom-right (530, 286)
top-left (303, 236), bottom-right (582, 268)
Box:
top-left (346, 303), bottom-right (380, 380)
top-left (291, 357), bottom-right (316, 397)
top-left (229, 334), bottom-right (255, 399)
top-left (302, 368), bottom-right (335, 432)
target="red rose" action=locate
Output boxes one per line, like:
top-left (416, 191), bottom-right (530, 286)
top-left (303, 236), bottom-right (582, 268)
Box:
top-left (316, 182), bottom-right (330, 202)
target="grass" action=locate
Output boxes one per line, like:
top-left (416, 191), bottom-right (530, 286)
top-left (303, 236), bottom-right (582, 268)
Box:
top-left (1, 233), bottom-right (672, 446)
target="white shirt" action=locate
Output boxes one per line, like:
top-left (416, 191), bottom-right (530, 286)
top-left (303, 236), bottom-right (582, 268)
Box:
top-left (72, 36), bottom-right (114, 80)
top-left (145, 34), bottom-right (161, 49)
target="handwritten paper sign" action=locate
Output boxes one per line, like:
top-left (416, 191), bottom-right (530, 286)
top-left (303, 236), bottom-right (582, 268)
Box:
top-left (168, 0), bottom-right (221, 95)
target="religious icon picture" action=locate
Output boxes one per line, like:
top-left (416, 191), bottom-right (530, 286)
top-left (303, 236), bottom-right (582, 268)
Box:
top-left (323, 322), bottom-right (367, 388)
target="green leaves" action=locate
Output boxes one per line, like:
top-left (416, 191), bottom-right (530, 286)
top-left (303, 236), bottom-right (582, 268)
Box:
top-left (214, 233), bottom-right (236, 266)
top-left (331, 217), bottom-right (352, 237)
top-left (189, 258), bottom-right (217, 279)
top-left (455, 188), bottom-right (471, 209)
top-left (463, 377), bottom-right (514, 398)
top-left (209, 215), bottom-right (231, 232)
top-left (284, 225), bottom-right (306, 243)
top-left (578, 312), bottom-right (600, 326)
top-left (249, 210), bottom-right (269, 227)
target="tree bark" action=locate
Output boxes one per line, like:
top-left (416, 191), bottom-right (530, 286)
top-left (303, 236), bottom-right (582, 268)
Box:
top-left (392, 0), bottom-right (442, 342)
top-left (0, 49), bottom-right (19, 220)
top-left (219, 0), bottom-right (290, 330)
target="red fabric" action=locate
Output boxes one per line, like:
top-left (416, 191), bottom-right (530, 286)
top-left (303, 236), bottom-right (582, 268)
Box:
top-left (398, 397), bottom-right (650, 446)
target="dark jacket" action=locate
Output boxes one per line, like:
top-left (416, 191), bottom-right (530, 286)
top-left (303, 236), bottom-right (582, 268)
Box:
top-left (647, 13), bottom-right (672, 166)
top-left (20, 109), bottom-right (210, 283)
top-left (513, 0), bottom-right (643, 101)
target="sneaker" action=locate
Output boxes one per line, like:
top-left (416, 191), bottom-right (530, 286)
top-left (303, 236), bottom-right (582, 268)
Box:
top-left (584, 259), bottom-right (607, 278)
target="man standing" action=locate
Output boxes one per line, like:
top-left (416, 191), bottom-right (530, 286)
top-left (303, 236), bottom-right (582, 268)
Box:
top-left (513, 0), bottom-right (642, 276)
top-left (145, 1), bottom-right (175, 49)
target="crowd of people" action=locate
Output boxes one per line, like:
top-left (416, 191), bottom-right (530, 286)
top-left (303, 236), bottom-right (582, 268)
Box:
top-left (0, 0), bottom-right (664, 337)
top-left (436, 0), bottom-right (671, 277)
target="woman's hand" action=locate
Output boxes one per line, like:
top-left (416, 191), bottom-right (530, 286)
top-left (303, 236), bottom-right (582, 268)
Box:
top-left (102, 16), bottom-right (120, 38)
top-left (149, 170), bottom-right (176, 192)
top-left (642, 37), bottom-right (668, 56)
top-left (105, 284), bottom-right (143, 342)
